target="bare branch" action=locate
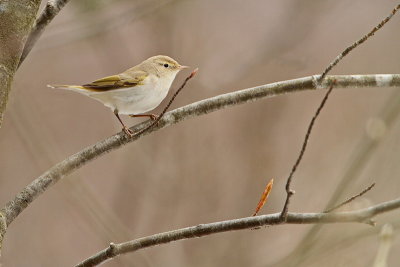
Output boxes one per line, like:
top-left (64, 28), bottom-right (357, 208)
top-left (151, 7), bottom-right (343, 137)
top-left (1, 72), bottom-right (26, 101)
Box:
top-left (271, 87), bottom-right (400, 267)
top-left (2, 74), bottom-right (400, 227)
top-left (325, 183), bottom-right (376, 213)
top-left (279, 81), bottom-right (335, 221)
top-left (319, 4), bottom-right (400, 82)
top-left (75, 197), bottom-right (400, 267)
top-left (279, 3), bottom-right (400, 221)
top-left (19, 0), bottom-right (71, 66)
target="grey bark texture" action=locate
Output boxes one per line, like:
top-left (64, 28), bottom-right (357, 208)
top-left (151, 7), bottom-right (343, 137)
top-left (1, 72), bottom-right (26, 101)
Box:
top-left (0, 0), bottom-right (41, 251)
top-left (19, 0), bottom-right (71, 66)
top-left (0, 0), bottom-right (40, 125)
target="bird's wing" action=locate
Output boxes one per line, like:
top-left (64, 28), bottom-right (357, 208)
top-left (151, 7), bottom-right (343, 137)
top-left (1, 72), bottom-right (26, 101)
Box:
top-left (81, 70), bottom-right (148, 91)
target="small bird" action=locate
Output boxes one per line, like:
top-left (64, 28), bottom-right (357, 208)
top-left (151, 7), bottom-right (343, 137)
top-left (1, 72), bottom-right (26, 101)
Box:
top-left (48, 55), bottom-right (188, 136)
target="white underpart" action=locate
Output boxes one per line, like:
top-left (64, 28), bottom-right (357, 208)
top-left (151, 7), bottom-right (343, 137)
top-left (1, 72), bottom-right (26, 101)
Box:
top-left (69, 72), bottom-right (178, 115)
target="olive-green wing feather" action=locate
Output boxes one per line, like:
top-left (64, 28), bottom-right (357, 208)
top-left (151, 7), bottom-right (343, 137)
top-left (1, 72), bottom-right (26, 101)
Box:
top-left (82, 70), bottom-right (148, 91)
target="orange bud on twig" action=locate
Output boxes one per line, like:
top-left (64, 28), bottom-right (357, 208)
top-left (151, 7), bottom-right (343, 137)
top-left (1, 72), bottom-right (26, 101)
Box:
top-left (253, 179), bottom-right (274, 216)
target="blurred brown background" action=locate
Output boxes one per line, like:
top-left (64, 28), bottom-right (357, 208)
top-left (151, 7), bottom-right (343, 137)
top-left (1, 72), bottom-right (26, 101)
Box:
top-left (1, 0), bottom-right (400, 266)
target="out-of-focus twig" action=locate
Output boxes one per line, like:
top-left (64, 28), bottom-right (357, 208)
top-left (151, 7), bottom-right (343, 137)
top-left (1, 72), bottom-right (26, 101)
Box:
top-left (279, 81), bottom-right (335, 221)
top-left (318, 4), bottom-right (400, 82)
top-left (75, 197), bottom-right (400, 267)
top-left (324, 183), bottom-right (375, 213)
top-left (9, 107), bottom-right (138, 267)
top-left (2, 74), bottom-right (400, 230)
top-left (282, 220), bottom-right (400, 267)
top-left (19, 0), bottom-right (71, 66)
top-left (373, 224), bottom-right (394, 267)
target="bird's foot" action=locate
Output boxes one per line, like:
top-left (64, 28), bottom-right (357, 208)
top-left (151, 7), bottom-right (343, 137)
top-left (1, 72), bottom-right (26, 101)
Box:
top-left (122, 126), bottom-right (134, 137)
top-left (129, 114), bottom-right (159, 121)
top-left (149, 114), bottom-right (159, 121)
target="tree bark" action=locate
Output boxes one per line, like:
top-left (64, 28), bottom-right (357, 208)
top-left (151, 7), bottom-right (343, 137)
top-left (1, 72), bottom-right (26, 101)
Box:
top-left (0, 0), bottom-right (41, 127)
top-left (0, 0), bottom-right (41, 253)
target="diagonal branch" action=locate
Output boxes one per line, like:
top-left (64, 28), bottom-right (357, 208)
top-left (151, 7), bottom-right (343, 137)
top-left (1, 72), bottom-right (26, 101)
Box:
top-left (279, 3), bottom-right (400, 222)
top-left (319, 4), bottom-right (400, 82)
top-left (324, 182), bottom-right (376, 213)
top-left (279, 81), bottom-right (335, 221)
top-left (270, 88), bottom-right (400, 267)
top-left (19, 0), bottom-right (71, 67)
top-left (75, 197), bottom-right (400, 267)
top-left (2, 74), bottom-right (400, 227)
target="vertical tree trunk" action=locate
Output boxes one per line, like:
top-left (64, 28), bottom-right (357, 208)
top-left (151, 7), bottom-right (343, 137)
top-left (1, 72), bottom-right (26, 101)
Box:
top-left (0, 0), bottom-right (41, 128)
top-left (0, 0), bottom-right (41, 255)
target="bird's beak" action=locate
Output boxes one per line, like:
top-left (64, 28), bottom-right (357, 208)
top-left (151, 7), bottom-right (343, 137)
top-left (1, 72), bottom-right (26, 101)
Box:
top-left (179, 65), bottom-right (189, 69)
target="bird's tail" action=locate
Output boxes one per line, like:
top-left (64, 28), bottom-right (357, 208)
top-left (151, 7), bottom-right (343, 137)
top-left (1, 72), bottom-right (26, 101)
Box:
top-left (47, 84), bottom-right (93, 95)
top-left (47, 84), bottom-right (84, 90)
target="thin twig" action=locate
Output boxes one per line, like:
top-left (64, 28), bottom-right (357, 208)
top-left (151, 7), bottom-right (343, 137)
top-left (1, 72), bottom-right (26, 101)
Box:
top-left (2, 74), bottom-right (400, 227)
top-left (279, 3), bottom-right (400, 221)
top-left (132, 68), bottom-right (198, 137)
top-left (324, 183), bottom-right (376, 213)
top-left (270, 88), bottom-right (400, 267)
top-left (19, 0), bottom-right (71, 67)
top-left (75, 197), bottom-right (400, 267)
top-left (373, 224), bottom-right (394, 267)
top-left (318, 4), bottom-right (400, 82)
top-left (279, 81), bottom-right (336, 221)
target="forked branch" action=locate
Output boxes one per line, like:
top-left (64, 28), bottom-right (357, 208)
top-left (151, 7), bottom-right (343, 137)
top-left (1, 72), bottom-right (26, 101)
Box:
top-left (75, 197), bottom-right (400, 267)
top-left (319, 4), bottom-right (400, 82)
top-left (2, 74), bottom-right (400, 228)
top-left (279, 3), bottom-right (400, 220)
top-left (279, 81), bottom-right (335, 221)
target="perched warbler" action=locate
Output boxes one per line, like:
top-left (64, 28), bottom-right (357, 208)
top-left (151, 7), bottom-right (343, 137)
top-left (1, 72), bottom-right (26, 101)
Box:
top-left (48, 55), bottom-right (188, 136)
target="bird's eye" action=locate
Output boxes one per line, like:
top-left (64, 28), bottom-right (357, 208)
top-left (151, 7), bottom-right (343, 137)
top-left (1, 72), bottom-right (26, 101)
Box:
top-left (163, 63), bottom-right (169, 68)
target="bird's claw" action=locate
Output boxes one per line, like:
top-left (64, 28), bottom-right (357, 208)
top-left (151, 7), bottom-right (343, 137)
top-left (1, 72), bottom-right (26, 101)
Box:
top-left (129, 114), bottom-right (159, 121)
top-left (122, 127), bottom-right (134, 137)
top-left (149, 114), bottom-right (159, 121)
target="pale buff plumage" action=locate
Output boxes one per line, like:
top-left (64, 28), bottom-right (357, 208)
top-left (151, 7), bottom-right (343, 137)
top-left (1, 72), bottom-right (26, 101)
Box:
top-left (48, 55), bottom-right (187, 136)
